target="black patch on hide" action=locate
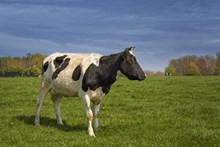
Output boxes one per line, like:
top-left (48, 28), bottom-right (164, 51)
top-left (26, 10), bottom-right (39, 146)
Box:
top-left (82, 53), bottom-right (123, 95)
top-left (42, 61), bottom-right (49, 74)
top-left (72, 65), bottom-right (81, 81)
top-left (54, 55), bottom-right (67, 68)
top-left (52, 58), bottom-right (70, 80)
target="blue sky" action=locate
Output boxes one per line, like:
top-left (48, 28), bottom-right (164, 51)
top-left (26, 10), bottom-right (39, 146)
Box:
top-left (0, 0), bottom-right (220, 71)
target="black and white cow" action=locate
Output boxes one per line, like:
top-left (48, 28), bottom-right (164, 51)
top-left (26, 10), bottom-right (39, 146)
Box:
top-left (34, 47), bottom-right (146, 137)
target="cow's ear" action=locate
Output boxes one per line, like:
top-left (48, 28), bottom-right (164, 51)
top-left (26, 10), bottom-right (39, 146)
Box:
top-left (123, 47), bottom-right (135, 61)
top-left (124, 46), bottom-right (135, 53)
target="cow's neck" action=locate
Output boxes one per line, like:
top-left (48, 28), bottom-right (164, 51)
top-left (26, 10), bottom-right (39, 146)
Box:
top-left (82, 52), bottom-right (124, 94)
top-left (98, 53), bottom-right (123, 85)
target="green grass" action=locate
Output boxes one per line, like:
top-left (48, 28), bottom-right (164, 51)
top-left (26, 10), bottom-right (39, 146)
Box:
top-left (0, 76), bottom-right (220, 146)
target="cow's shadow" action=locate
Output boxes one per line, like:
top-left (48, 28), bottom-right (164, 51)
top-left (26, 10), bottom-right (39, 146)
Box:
top-left (15, 115), bottom-right (87, 132)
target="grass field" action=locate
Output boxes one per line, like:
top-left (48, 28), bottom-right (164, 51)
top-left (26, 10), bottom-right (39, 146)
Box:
top-left (0, 76), bottom-right (220, 146)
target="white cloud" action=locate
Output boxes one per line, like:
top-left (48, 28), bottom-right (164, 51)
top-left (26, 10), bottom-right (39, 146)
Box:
top-left (0, 33), bottom-right (127, 56)
top-left (0, 33), bottom-right (60, 55)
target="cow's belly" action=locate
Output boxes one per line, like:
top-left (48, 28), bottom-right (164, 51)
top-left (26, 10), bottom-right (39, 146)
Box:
top-left (50, 78), bottom-right (80, 97)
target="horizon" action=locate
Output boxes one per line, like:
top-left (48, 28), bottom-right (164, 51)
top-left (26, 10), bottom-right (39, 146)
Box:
top-left (0, 51), bottom-right (219, 72)
top-left (0, 0), bottom-right (220, 71)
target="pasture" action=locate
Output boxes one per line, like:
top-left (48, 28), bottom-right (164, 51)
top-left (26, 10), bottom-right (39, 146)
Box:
top-left (0, 76), bottom-right (220, 146)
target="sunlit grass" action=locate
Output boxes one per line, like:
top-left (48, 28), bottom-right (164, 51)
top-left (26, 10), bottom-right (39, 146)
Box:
top-left (0, 76), bottom-right (220, 146)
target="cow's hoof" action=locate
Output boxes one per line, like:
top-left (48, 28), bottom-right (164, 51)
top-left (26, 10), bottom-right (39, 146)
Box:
top-left (57, 122), bottom-right (64, 126)
top-left (89, 133), bottom-right (96, 137)
top-left (35, 122), bottom-right (40, 126)
top-left (94, 123), bottom-right (99, 130)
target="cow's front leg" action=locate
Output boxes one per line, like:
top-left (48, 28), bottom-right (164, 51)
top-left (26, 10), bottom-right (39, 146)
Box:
top-left (82, 94), bottom-right (95, 137)
top-left (94, 103), bottom-right (101, 130)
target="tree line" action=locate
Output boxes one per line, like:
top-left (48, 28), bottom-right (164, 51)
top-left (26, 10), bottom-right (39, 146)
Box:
top-left (0, 53), bottom-right (45, 77)
top-left (165, 52), bottom-right (220, 76)
top-left (1, 52), bottom-right (220, 77)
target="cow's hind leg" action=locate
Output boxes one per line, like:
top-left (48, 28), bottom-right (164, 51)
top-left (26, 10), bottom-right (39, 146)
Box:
top-left (35, 79), bottom-right (51, 125)
top-left (94, 103), bottom-right (101, 130)
top-left (51, 95), bottom-right (63, 125)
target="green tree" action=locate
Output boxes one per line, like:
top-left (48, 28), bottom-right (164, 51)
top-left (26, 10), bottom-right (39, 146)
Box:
top-left (0, 53), bottom-right (45, 77)
top-left (26, 53), bottom-right (32, 68)
top-left (184, 62), bottom-right (200, 76)
top-left (214, 52), bottom-right (220, 75)
top-left (31, 53), bottom-right (46, 76)
top-left (30, 66), bottom-right (41, 77)
top-left (32, 54), bottom-right (45, 67)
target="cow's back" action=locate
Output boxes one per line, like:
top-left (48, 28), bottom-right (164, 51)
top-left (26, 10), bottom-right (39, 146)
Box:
top-left (42, 53), bottom-right (102, 97)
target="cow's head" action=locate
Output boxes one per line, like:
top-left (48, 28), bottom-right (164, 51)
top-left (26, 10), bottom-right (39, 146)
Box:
top-left (119, 47), bottom-right (146, 81)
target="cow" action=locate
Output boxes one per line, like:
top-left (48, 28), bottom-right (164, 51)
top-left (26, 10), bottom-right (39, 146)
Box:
top-left (34, 47), bottom-right (146, 137)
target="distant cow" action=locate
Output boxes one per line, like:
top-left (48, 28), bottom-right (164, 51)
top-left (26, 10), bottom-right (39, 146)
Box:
top-left (34, 47), bottom-right (146, 137)
top-left (165, 72), bottom-right (172, 76)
